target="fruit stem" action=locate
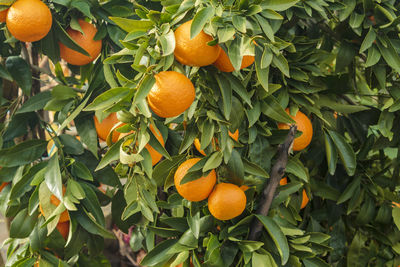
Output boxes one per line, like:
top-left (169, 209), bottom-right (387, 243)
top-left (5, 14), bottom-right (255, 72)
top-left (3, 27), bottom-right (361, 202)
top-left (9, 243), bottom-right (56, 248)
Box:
top-left (248, 125), bottom-right (297, 241)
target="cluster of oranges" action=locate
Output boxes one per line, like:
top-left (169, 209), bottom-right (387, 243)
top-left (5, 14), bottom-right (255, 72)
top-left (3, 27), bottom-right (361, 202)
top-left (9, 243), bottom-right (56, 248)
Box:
top-left (146, 19), bottom-right (256, 119)
top-left (174, 158), bottom-right (247, 220)
top-left (0, 0), bottom-right (101, 66)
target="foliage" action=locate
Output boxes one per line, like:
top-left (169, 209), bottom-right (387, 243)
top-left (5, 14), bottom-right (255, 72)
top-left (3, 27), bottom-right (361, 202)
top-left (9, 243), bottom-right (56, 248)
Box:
top-left (1, 0), bottom-right (400, 266)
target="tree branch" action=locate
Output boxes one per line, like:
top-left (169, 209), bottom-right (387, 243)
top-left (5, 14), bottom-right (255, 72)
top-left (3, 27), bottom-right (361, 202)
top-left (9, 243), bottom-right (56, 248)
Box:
top-left (248, 125), bottom-right (297, 241)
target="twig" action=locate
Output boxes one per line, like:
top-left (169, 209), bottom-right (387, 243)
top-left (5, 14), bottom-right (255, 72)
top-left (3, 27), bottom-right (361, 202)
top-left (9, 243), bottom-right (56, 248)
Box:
top-left (248, 125), bottom-right (297, 241)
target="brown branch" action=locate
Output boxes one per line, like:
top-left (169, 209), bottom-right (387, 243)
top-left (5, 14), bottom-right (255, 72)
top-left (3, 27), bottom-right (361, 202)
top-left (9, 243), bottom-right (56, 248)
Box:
top-left (248, 125), bottom-right (297, 241)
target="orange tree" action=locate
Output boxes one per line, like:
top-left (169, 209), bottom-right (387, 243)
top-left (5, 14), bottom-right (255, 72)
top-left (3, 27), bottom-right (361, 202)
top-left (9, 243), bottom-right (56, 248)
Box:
top-left (2, 0), bottom-right (400, 266)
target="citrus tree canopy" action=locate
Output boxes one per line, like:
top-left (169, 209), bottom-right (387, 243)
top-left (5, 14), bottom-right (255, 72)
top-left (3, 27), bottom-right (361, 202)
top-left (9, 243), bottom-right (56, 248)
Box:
top-left (1, 0), bottom-right (400, 266)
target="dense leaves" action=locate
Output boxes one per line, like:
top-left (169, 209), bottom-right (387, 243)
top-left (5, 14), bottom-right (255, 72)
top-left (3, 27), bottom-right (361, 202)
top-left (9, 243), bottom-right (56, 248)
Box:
top-left (1, 0), bottom-right (400, 266)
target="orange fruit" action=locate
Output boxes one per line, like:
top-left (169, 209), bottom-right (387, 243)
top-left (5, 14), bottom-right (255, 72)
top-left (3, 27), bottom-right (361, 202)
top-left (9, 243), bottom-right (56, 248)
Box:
top-left (208, 183), bottom-right (247, 220)
top-left (333, 111), bottom-right (338, 119)
top-left (194, 129), bottom-right (239, 156)
top-left (301, 190), bottom-right (309, 209)
top-left (213, 49), bottom-right (255, 72)
top-left (174, 20), bottom-right (221, 67)
top-left (174, 158), bottom-right (216, 202)
top-left (34, 261), bottom-right (39, 267)
top-left (280, 177), bottom-right (309, 209)
top-left (56, 221), bottom-right (69, 240)
top-left (240, 185), bottom-right (249, 191)
top-left (40, 185), bottom-right (69, 223)
top-left (59, 19), bottom-right (102, 66)
top-left (393, 202), bottom-right (400, 208)
top-left (0, 9), bottom-right (8, 23)
top-left (94, 113), bottom-right (122, 143)
top-left (0, 182), bottom-right (9, 193)
top-left (118, 124), bottom-right (165, 166)
top-left (278, 109), bottom-right (313, 151)
top-left (147, 71), bottom-right (195, 118)
top-left (6, 0), bottom-right (52, 42)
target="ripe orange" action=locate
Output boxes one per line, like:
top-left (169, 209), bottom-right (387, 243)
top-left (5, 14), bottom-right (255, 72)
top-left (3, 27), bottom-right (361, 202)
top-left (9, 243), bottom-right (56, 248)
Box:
top-left (147, 71), bottom-right (195, 118)
top-left (280, 177), bottom-right (309, 209)
top-left (301, 190), bottom-right (309, 209)
top-left (0, 182), bottom-right (9, 193)
top-left (194, 129), bottom-right (239, 156)
top-left (174, 158), bottom-right (216, 202)
top-left (213, 49), bottom-right (255, 72)
top-left (59, 19), bottom-right (102, 66)
top-left (94, 113), bottom-right (122, 143)
top-left (174, 20), bottom-right (221, 67)
top-left (118, 124), bottom-right (165, 166)
top-left (0, 9), bottom-right (8, 23)
top-left (40, 185), bottom-right (69, 223)
top-left (6, 0), bottom-right (52, 42)
top-left (56, 221), bottom-right (69, 240)
top-left (208, 183), bottom-right (247, 220)
top-left (278, 109), bottom-right (313, 151)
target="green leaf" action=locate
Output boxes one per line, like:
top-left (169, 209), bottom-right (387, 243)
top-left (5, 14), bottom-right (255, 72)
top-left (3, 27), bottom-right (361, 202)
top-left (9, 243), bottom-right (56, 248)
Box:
top-left (133, 75), bottom-right (156, 104)
top-left (85, 87), bottom-right (131, 111)
top-left (225, 74), bottom-right (252, 106)
top-left (255, 15), bottom-right (274, 42)
top-left (255, 48), bottom-right (269, 92)
top-left (337, 177), bottom-right (360, 204)
top-left (215, 74), bottom-right (232, 120)
top-left (96, 139), bottom-right (125, 171)
top-left (74, 208), bottom-right (114, 239)
top-left (286, 157), bottom-right (309, 183)
top-left (71, 162), bottom-right (93, 181)
top-left (335, 42), bottom-right (355, 73)
top-left (252, 251), bottom-right (278, 267)
top-left (365, 46), bottom-right (381, 67)
top-left (217, 26), bottom-right (235, 43)
top-left (260, 0), bottom-right (300, 11)
top-left (359, 27), bottom-right (376, 53)
top-left (190, 6), bottom-right (215, 39)
top-left (377, 38), bottom-right (400, 73)
top-left (140, 239), bottom-right (177, 266)
top-left (45, 155), bottom-right (63, 201)
top-left (57, 91), bottom-right (93, 134)
top-left (16, 91), bottom-right (52, 114)
top-left (51, 85), bottom-right (77, 100)
top-left (59, 134), bottom-right (84, 155)
top-left (232, 15), bottom-right (246, 33)
top-left (242, 158), bottom-right (269, 178)
top-left (347, 232), bottom-right (369, 267)
top-left (256, 215), bottom-right (289, 264)
top-left (75, 113), bottom-right (98, 158)
top-left (0, 140), bottom-right (47, 167)
top-left (9, 208), bottom-right (38, 238)
top-left (393, 207), bottom-right (400, 231)
top-left (261, 96), bottom-right (295, 123)
top-left (203, 151), bottom-right (223, 172)
top-left (327, 130), bottom-right (356, 176)
top-left (0, 64), bottom-right (13, 81)
top-left (225, 150), bottom-right (245, 185)
top-left (324, 132), bottom-right (338, 175)
top-left (228, 36), bottom-right (243, 71)
top-left (318, 95), bottom-right (369, 114)
top-left (109, 17), bottom-right (154, 33)
top-left (153, 155), bottom-right (186, 187)
top-left (5, 56), bottom-right (32, 95)
top-left (55, 20), bottom-right (90, 57)
top-left (160, 30), bottom-right (176, 56)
